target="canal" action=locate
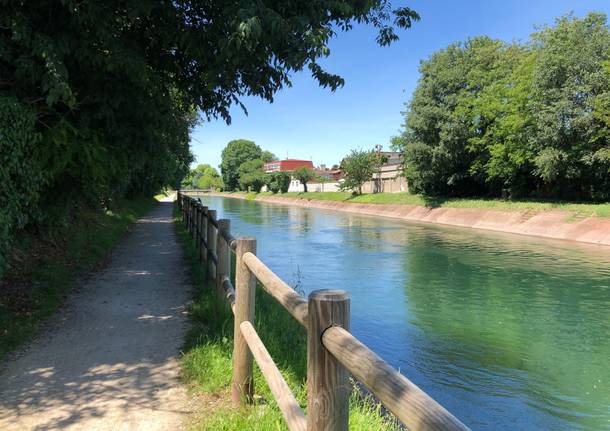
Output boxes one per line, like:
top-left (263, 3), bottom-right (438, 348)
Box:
top-left (199, 196), bottom-right (610, 430)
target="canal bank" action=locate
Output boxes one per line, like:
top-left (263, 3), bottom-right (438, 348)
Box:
top-left (189, 195), bottom-right (610, 430)
top-left (209, 192), bottom-right (610, 246)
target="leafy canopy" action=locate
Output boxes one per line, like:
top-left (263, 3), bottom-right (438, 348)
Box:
top-left (0, 0), bottom-right (419, 276)
top-left (293, 167), bottom-right (316, 192)
top-left (340, 149), bottom-right (377, 194)
top-left (397, 13), bottom-right (610, 200)
top-left (267, 171), bottom-right (291, 193)
top-left (238, 159), bottom-right (267, 192)
top-left (182, 164), bottom-right (223, 190)
top-left (220, 140), bottom-right (263, 191)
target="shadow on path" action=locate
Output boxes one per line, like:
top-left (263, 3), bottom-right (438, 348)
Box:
top-left (0, 203), bottom-right (192, 431)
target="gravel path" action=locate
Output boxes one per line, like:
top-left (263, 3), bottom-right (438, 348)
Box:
top-left (0, 202), bottom-right (193, 430)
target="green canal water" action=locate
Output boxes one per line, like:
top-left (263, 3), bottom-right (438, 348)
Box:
top-left (199, 196), bottom-right (610, 430)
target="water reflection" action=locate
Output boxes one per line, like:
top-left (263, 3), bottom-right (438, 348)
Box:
top-left (202, 196), bottom-right (610, 430)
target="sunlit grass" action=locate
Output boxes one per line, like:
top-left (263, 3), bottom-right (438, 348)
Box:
top-left (227, 191), bottom-right (610, 218)
top-left (175, 210), bottom-right (401, 430)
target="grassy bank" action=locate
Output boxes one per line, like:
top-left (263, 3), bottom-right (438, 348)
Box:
top-left (225, 191), bottom-right (610, 218)
top-left (175, 210), bottom-right (400, 430)
top-left (0, 198), bottom-right (155, 360)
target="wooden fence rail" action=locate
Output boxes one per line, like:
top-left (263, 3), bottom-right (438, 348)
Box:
top-left (177, 191), bottom-right (469, 431)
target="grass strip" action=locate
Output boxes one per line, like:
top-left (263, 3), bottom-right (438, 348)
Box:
top-left (175, 208), bottom-right (400, 430)
top-left (222, 191), bottom-right (610, 218)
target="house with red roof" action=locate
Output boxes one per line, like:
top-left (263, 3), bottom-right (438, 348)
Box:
top-left (263, 159), bottom-right (313, 173)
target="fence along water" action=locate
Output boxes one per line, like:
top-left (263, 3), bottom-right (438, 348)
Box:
top-left (177, 191), bottom-right (469, 431)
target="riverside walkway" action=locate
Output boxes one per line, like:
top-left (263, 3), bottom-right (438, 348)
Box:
top-left (0, 202), bottom-right (192, 430)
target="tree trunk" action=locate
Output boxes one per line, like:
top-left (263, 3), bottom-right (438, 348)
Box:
top-left (303, 182), bottom-right (308, 193)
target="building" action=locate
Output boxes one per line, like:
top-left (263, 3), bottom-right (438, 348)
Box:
top-left (263, 159), bottom-right (314, 173)
top-left (314, 164), bottom-right (343, 181)
top-left (361, 151), bottom-right (407, 193)
top-left (379, 151), bottom-right (402, 165)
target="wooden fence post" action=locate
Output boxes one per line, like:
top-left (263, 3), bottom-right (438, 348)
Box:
top-left (195, 204), bottom-right (202, 250)
top-left (189, 199), bottom-right (195, 237)
top-left (207, 209), bottom-right (217, 280)
top-left (307, 289), bottom-right (350, 431)
top-left (197, 203), bottom-right (204, 255)
top-left (231, 237), bottom-right (257, 406)
top-left (201, 206), bottom-right (208, 263)
top-left (184, 197), bottom-right (189, 229)
top-left (216, 219), bottom-right (231, 294)
top-left (192, 201), bottom-right (197, 240)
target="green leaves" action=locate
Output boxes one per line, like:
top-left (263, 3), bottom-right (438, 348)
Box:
top-left (220, 140), bottom-right (263, 191)
top-left (399, 13), bottom-right (610, 200)
top-left (340, 149), bottom-right (377, 194)
top-left (0, 0), bottom-right (420, 277)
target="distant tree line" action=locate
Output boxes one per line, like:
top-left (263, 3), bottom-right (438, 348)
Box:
top-left (395, 13), bottom-right (610, 200)
top-left (181, 164), bottom-right (223, 190)
top-left (218, 137), bottom-right (389, 195)
top-left (0, 1), bottom-right (419, 278)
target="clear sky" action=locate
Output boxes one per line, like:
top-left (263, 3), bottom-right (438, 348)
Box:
top-left (190, 0), bottom-right (610, 170)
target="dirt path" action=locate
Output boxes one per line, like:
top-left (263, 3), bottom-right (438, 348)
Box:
top-left (0, 202), bottom-right (193, 430)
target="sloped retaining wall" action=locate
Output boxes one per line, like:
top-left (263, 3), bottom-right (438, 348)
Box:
top-left (211, 194), bottom-right (610, 246)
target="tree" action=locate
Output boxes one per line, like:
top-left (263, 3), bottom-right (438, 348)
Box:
top-left (340, 149), bottom-right (376, 194)
top-left (0, 1), bottom-right (419, 276)
top-left (293, 167), bottom-right (316, 192)
top-left (397, 13), bottom-right (610, 200)
top-left (316, 174), bottom-right (329, 192)
top-left (181, 164), bottom-right (221, 189)
top-left (528, 13), bottom-right (610, 199)
top-left (267, 171), bottom-right (291, 193)
top-left (262, 151), bottom-right (278, 163)
top-left (238, 159), bottom-right (268, 192)
top-left (220, 140), bottom-right (262, 190)
top-left (183, 164), bottom-right (223, 190)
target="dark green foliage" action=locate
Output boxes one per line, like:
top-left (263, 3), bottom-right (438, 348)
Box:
top-left (220, 140), bottom-right (263, 190)
top-left (182, 164), bottom-right (223, 190)
top-left (267, 171), bottom-right (291, 193)
top-left (0, 97), bottom-right (45, 278)
top-left (237, 159), bottom-right (267, 192)
top-left (293, 167), bottom-right (316, 192)
top-left (340, 149), bottom-right (377, 194)
top-left (1, 0), bottom-right (418, 277)
top-left (398, 13), bottom-right (610, 200)
top-left (261, 151), bottom-right (277, 163)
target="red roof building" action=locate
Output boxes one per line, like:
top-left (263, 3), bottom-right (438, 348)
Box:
top-left (263, 159), bottom-right (314, 173)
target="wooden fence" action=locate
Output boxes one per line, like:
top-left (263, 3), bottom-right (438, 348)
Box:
top-left (177, 191), bottom-right (469, 431)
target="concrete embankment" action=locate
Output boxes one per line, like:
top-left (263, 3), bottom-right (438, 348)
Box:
top-left (211, 193), bottom-right (610, 246)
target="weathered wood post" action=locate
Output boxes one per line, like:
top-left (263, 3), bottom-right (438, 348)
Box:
top-left (192, 200), bottom-right (197, 240)
top-left (189, 199), bottom-right (195, 236)
top-left (307, 289), bottom-right (350, 431)
top-left (207, 210), bottom-right (217, 280)
top-left (216, 219), bottom-right (231, 294)
top-left (184, 196), bottom-right (189, 229)
top-left (197, 203), bottom-right (204, 255)
top-left (195, 203), bottom-right (201, 250)
top-left (231, 237), bottom-right (257, 406)
top-left (201, 206), bottom-right (208, 263)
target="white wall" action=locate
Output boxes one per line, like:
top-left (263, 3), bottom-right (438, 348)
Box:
top-left (288, 180), bottom-right (341, 192)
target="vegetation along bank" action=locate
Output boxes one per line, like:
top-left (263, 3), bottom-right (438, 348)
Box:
top-left (210, 192), bottom-right (610, 246)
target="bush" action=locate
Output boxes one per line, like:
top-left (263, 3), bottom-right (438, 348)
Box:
top-left (0, 97), bottom-right (45, 278)
top-left (267, 171), bottom-right (291, 193)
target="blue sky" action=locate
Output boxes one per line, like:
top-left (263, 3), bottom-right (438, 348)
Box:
top-left (190, 0), bottom-right (610, 170)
